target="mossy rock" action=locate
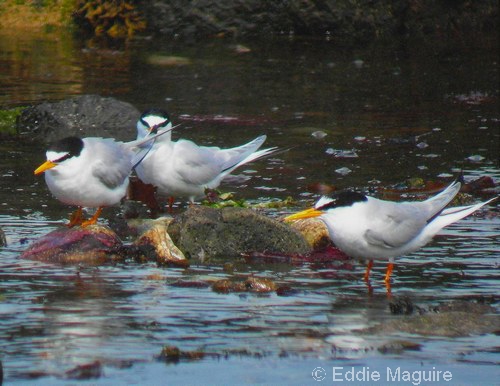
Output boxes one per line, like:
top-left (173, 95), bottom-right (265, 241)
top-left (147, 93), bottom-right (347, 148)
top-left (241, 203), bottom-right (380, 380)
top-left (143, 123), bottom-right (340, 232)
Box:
top-left (168, 206), bottom-right (311, 261)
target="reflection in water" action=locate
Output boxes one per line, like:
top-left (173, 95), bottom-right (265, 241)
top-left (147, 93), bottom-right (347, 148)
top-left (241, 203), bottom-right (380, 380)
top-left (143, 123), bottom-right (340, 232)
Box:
top-left (0, 29), bottom-right (498, 384)
top-left (0, 31), bottom-right (82, 105)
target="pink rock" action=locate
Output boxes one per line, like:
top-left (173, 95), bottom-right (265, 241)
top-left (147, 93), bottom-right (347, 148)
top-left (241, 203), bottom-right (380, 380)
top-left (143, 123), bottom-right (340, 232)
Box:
top-left (20, 224), bottom-right (122, 265)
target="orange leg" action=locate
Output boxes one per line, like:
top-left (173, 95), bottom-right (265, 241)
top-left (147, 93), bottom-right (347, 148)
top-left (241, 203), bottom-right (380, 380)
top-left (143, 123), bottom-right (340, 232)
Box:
top-left (363, 260), bottom-right (374, 282)
top-left (81, 207), bottom-right (103, 227)
top-left (384, 262), bottom-right (394, 284)
top-left (167, 196), bottom-right (175, 213)
top-left (384, 262), bottom-right (394, 294)
top-left (67, 207), bottom-right (84, 228)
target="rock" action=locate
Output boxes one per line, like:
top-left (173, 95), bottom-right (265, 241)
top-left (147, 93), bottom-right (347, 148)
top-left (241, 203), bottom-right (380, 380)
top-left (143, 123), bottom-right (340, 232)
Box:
top-left (20, 224), bottom-right (123, 265)
top-left (168, 206), bottom-right (311, 261)
top-left (364, 300), bottom-right (499, 337)
top-left (0, 227), bottom-right (6, 247)
top-left (288, 217), bottom-right (331, 250)
top-left (377, 340), bottom-right (422, 354)
top-left (389, 296), bottom-right (422, 315)
top-left (17, 95), bottom-right (140, 143)
top-left (212, 277), bottom-right (278, 293)
top-left (159, 345), bottom-right (205, 363)
top-left (140, 1), bottom-right (497, 42)
top-left (133, 218), bottom-right (189, 267)
top-left (65, 361), bottom-right (103, 380)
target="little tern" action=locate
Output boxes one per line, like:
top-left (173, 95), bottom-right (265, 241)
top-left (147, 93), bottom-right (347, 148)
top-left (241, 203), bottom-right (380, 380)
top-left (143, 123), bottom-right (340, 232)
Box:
top-left (285, 180), bottom-right (498, 291)
top-left (134, 109), bottom-right (279, 207)
top-left (34, 129), bottom-right (171, 227)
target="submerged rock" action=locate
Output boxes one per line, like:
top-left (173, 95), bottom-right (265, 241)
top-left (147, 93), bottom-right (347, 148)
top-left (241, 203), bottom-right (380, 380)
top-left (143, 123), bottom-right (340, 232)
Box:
top-left (212, 277), bottom-right (278, 293)
top-left (20, 225), bottom-right (123, 265)
top-left (159, 345), bottom-right (205, 363)
top-left (0, 227), bottom-right (6, 247)
top-left (65, 361), bottom-right (103, 380)
top-left (17, 95), bottom-right (140, 143)
top-left (168, 206), bottom-right (311, 261)
top-left (364, 300), bottom-right (499, 337)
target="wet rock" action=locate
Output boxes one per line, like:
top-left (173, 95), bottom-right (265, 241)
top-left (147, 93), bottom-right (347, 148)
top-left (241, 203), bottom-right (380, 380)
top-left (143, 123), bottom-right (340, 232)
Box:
top-left (212, 277), bottom-right (278, 294)
top-left (20, 225), bottom-right (123, 265)
top-left (170, 280), bottom-right (210, 289)
top-left (168, 206), bottom-right (311, 261)
top-left (245, 277), bottom-right (278, 292)
top-left (159, 345), bottom-right (205, 363)
top-left (17, 95), bottom-right (140, 143)
top-left (65, 361), bottom-right (103, 380)
top-left (0, 227), bottom-right (6, 247)
top-left (242, 245), bottom-right (351, 266)
top-left (430, 300), bottom-right (496, 315)
top-left (287, 217), bottom-right (331, 250)
top-left (365, 300), bottom-right (499, 337)
top-left (133, 218), bottom-right (189, 267)
top-left (141, 1), bottom-right (497, 42)
top-left (462, 176), bottom-right (498, 195)
top-left (389, 296), bottom-right (423, 315)
top-left (377, 340), bottom-right (422, 354)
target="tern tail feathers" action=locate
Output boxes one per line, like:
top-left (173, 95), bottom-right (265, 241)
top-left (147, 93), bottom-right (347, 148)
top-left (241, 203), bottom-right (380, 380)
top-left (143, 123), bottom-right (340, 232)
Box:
top-left (423, 195), bottom-right (497, 237)
top-left (219, 135), bottom-right (278, 178)
top-left (422, 180), bottom-right (462, 220)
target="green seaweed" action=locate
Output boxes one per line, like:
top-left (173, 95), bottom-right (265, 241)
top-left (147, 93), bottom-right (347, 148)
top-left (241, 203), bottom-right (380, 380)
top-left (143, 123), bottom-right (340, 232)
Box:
top-left (202, 190), bottom-right (297, 210)
top-left (0, 107), bottom-right (24, 136)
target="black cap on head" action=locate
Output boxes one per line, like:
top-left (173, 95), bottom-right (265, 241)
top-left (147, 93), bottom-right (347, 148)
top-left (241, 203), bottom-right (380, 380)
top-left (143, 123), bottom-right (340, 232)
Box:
top-left (48, 136), bottom-right (84, 162)
top-left (316, 191), bottom-right (368, 211)
top-left (140, 108), bottom-right (170, 121)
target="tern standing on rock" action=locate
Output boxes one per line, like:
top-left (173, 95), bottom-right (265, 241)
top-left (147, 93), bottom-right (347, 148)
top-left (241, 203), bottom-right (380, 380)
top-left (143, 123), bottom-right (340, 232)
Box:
top-left (34, 129), bottom-right (171, 227)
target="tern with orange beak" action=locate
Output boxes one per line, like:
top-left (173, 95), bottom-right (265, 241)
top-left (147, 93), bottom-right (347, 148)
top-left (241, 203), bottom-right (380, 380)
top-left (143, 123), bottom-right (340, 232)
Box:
top-left (34, 129), bottom-right (172, 227)
top-left (285, 180), bottom-right (497, 291)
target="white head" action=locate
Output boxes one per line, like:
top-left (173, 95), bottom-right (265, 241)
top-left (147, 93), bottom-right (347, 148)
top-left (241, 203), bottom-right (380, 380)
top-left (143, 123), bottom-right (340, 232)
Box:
top-left (137, 109), bottom-right (173, 142)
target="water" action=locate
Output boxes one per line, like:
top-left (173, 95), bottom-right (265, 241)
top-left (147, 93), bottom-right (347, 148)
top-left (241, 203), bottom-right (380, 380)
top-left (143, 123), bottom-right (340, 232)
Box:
top-left (0, 30), bottom-right (499, 384)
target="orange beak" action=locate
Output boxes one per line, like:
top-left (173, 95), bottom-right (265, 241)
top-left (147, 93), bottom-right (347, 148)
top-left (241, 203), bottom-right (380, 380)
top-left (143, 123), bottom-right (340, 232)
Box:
top-left (34, 160), bottom-right (57, 175)
top-left (284, 208), bottom-right (322, 222)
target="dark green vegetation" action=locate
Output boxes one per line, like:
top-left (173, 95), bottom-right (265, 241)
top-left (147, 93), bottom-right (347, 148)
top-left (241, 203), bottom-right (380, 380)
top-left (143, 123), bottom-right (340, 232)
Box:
top-left (0, 107), bottom-right (24, 137)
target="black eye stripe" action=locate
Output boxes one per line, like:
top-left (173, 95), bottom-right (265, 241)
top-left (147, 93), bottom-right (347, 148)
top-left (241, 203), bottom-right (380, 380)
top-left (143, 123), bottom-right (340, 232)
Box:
top-left (54, 153), bottom-right (73, 163)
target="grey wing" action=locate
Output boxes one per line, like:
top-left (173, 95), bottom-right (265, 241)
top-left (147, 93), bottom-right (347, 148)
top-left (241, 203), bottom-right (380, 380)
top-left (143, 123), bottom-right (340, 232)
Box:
top-left (364, 200), bottom-right (428, 248)
top-left (172, 140), bottom-right (224, 185)
top-left (91, 140), bottom-right (133, 189)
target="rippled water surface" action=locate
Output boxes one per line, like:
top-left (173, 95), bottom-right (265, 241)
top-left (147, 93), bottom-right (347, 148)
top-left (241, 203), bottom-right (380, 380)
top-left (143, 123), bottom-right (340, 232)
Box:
top-left (0, 30), bottom-right (499, 384)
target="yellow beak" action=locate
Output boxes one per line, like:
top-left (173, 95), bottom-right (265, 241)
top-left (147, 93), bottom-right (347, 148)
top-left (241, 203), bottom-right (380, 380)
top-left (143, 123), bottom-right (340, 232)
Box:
top-left (284, 208), bottom-right (322, 222)
top-left (34, 160), bottom-right (57, 175)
